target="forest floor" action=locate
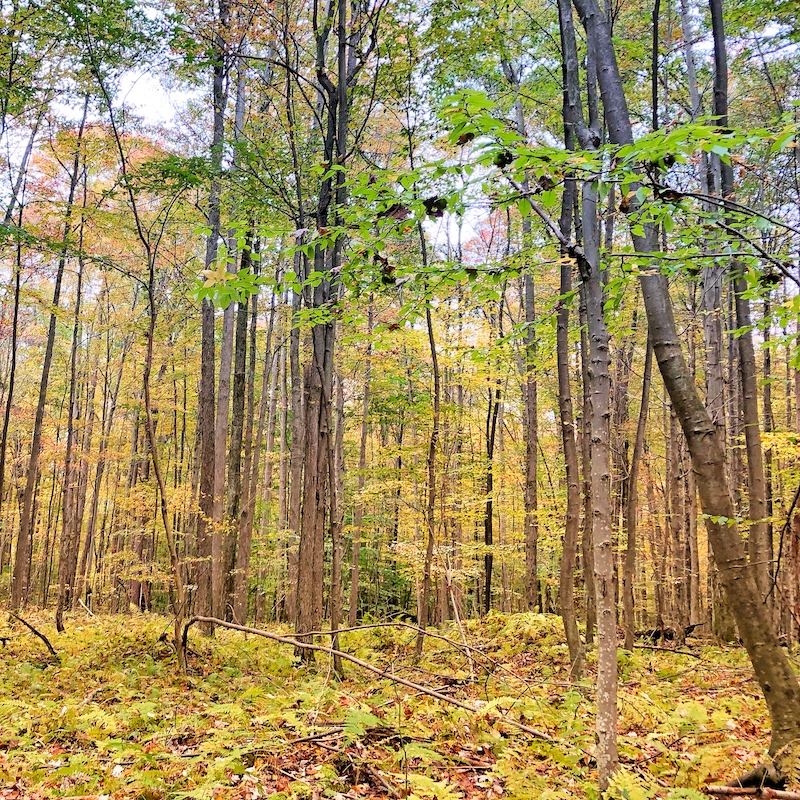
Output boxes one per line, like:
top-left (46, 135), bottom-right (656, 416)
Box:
top-left (0, 611), bottom-right (789, 800)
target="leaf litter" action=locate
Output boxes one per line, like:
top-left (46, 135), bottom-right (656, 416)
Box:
top-left (0, 611), bottom-right (787, 799)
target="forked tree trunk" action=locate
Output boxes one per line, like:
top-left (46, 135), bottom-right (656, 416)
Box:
top-left (571, 0), bottom-right (800, 753)
top-left (559, 4), bottom-right (617, 784)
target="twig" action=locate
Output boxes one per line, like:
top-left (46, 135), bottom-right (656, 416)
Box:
top-left (634, 644), bottom-right (701, 658)
top-left (284, 728), bottom-right (344, 745)
top-left (8, 613), bottom-right (60, 664)
top-left (446, 556), bottom-right (475, 681)
top-left (706, 787), bottom-right (800, 799)
top-left (363, 763), bottom-right (400, 797)
top-left (183, 616), bottom-right (551, 740)
top-left (300, 620), bottom-right (523, 683)
top-left (279, 767), bottom-right (312, 786)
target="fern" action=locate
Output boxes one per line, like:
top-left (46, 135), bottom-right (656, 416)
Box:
top-left (343, 705), bottom-right (385, 742)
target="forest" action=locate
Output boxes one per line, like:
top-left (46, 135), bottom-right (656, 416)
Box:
top-left (0, 0), bottom-right (799, 796)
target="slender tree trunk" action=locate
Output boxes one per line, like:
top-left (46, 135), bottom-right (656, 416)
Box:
top-left (144, 272), bottom-right (187, 671)
top-left (224, 243), bottom-right (253, 615)
top-left (763, 296), bottom-right (774, 604)
top-left (623, 337), bottom-right (652, 650)
top-left (484, 307), bottom-right (502, 614)
top-left (416, 304), bottom-right (440, 659)
top-left (276, 322), bottom-right (290, 619)
top-left (231, 282), bottom-right (262, 623)
top-left (11, 99), bottom-right (88, 610)
top-left (329, 376), bottom-right (345, 675)
top-left (581, 182), bottom-right (617, 788)
top-left (212, 298), bottom-right (235, 618)
top-left (56, 190), bottom-right (87, 632)
top-left (735, 277), bottom-right (770, 596)
top-left (0, 211), bottom-right (22, 535)
top-left (286, 287), bottom-right (304, 624)
top-left (348, 304), bottom-right (372, 625)
top-left (523, 268), bottom-right (538, 612)
top-left (556, 165), bottom-right (585, 678)
top-left (503, 82), bottom-right (540, 616)
top-left (561, 8), bottom-right (615, 774)
top-left (708, 0), bottom-right (771, 602)
top-left (579, 298), bottom-right (596, 643)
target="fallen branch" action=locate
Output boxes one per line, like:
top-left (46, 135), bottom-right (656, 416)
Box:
top-left (8, 613), bottom-right (60, 664)
top-left (78, 599), bottom-right (94, 617)
top-left (634, 644), bottom-right (701, 658)
top-left (301, 621), bottom-right (523, 684)
top-left (285, 728), bottom-right (344, 745)
top-left (706, 787), bottom-right (800, 799)
top-left (183, 616), bottom-right (550, 740)
top-left (363, 763), bottom-right (400, 798)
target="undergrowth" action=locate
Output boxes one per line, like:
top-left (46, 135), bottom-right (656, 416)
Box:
top-left (0, 611), bottom-right (789, 799)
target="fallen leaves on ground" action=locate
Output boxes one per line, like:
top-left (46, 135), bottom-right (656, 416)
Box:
top-left (0, 611), bottom-right (787, 799)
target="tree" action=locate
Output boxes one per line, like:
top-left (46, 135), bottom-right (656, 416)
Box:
top-left (571, 0), bottom-right (800, 761)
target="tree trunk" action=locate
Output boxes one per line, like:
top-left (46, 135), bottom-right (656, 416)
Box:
top-left (286, 287), bottom-right (304, 624)
top-left (232, 280), bottom-right (266, 624)
top-left (276, 320), bottom-right (290, 619)
top-left (415, 303), bottom-right (440, 659)
top-left (556, 165), bottom-right (585, 678)
top-left (763, 296), bottom-right (774, 612)
top-left (581, 180), bottom-right (617, 788)
top-left (559, 6), bottom-right (616, 782)
top-left (523, 267), bottom-right (538, 613)
top-left (329, 376), bottom-right (345, 675)
top-left (196, 9), bottom-right (228, 627)
top-left (56, 189), bottom-right (87, 632)
top-left (484, 305), bottom-right (502, 614)
top-left (623, 337), bottom-right (652, 650)
top-left (348, 304), bottom-right (373, 625)
top-left (212, 297), bottom-right (235, 618)
top-left (571, 0), bottom-right (800, 751)
top-left (0, 211), bottom-right (22, 545)
top-left (579, 296), bottom-right (596, 644)
top-left (12, 98), bottom-right (88, 610)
